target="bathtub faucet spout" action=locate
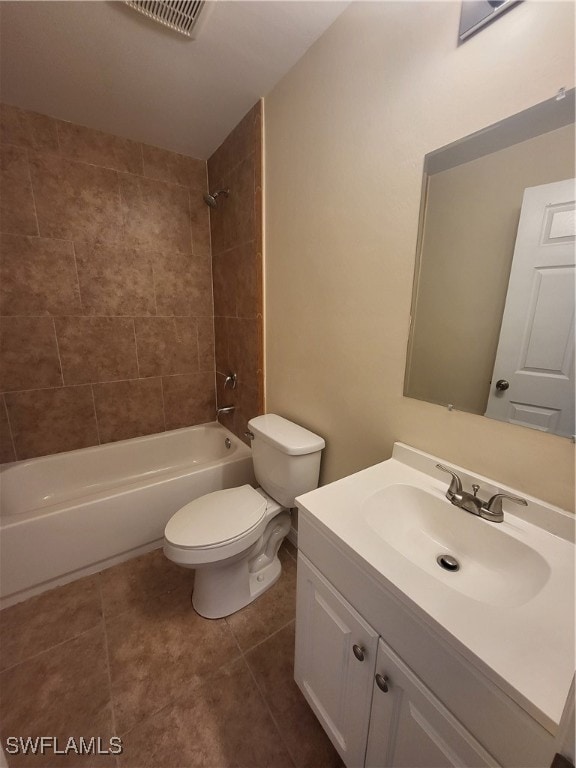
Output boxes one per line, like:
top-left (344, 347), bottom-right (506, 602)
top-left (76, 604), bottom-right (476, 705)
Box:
top-left (216, 406), bottom-right (235, 417)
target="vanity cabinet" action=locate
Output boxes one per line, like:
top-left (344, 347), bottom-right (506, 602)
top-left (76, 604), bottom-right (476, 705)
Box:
top-left (294, 553), bottom-right (378, 766)
top-left (295, 555), bottom-right (497, 768)
top-left (366, 639), bottom-right (495, 767)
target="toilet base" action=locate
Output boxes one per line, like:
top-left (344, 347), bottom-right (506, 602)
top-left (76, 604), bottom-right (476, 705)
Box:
top-left (191, 512), bottom-right (291, 619)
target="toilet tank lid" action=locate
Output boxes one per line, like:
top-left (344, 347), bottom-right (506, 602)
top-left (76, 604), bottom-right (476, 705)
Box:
top-left (248, 414), bottom-right (325, 456)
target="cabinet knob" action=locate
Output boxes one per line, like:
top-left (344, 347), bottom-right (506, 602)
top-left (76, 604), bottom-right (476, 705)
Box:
top-left (375, 673), bottom-right (389, 693)
top-left (352, 644), bottom-right (365, 662)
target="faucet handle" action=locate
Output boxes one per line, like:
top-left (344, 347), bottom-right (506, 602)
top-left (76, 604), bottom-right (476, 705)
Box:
top-left (435, 464), bottom-right (463, 499)
top-left (485, 493), bottom-right (528, 516)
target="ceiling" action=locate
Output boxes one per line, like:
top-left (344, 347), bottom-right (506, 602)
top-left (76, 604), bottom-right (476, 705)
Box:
top-left (0, 1), bottom-right (349, 159)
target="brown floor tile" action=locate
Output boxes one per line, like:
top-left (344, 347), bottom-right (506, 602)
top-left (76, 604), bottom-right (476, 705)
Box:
top-left (225, 547), bottom-right (296, 652)
top-left (99, 548), bottom-right (193, 620)
top-left (0, 626), bottom-right (115, 767)
top-left (106, 586), bottom-right (239, 734)
top-left (246, 622), bottom-right (343, 768)
top-left (0, 575), bottom-right (102, 672)
top-left (119, 657), bottom-right (293, 768)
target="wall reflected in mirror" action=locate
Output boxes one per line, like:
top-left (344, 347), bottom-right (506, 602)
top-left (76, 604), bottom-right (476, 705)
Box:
top-left (405, 90), bottom-right (575, 438)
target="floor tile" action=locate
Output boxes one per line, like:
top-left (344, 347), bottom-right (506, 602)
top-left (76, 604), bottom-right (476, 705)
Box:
top-left (119, 657), bottom-right (293, 768)
top-left (0, 626), bottom-right (115, 767)
top-left (99, 547), bottom-right (193, 619)
top-left (106, 586), bottom-right (239, 734)
top-left (246, 622), bottom-right (343, 768)
top-left (0, 575), bottom-right (102, 672)
top-left (225, 547), bottom-right (296, 652)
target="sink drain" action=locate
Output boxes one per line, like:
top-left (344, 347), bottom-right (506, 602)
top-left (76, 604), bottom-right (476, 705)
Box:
top-left (437, 554), bottom-right (460, 572)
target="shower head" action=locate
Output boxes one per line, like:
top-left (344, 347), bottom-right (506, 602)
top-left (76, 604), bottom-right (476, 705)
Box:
top-left (203, 188), bottom-right (229, 208)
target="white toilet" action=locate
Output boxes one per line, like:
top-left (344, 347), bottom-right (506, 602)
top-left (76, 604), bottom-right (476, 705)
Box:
top-left (163, 414), bottom-right (325, 619)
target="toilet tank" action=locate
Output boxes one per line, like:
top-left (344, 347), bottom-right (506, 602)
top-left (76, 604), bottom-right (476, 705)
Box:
top-left (248, 415), bottom-right (325, 508)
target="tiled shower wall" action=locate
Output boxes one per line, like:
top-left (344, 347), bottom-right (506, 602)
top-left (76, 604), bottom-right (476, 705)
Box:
top-left (0, 103), bottom-right (216, 461)
top-left (208, 102), bottom-right (264, 441)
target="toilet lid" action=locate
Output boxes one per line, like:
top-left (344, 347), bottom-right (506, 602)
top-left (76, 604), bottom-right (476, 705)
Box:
top-left (164, 485), bottom-right (267, 549)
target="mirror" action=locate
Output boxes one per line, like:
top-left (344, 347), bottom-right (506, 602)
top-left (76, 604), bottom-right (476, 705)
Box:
top-left (405, 89), bottom-right (575, 438)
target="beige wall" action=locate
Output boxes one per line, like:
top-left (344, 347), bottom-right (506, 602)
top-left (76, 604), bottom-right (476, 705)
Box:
top-left (264, 1), bottom-right (575, 511)
top-left (407, 124), bottom-right (575, 415)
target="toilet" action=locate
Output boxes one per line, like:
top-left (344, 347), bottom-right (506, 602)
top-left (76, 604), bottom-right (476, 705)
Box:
top-left (163, 414), bottom-right (325, 619)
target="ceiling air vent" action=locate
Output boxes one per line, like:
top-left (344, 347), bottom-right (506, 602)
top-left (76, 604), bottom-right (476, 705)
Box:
top-left (124, 0), bottom-right (208, 38)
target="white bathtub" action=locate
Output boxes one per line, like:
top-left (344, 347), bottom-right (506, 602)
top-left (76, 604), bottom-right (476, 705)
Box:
top-left (0, 422), bottom-right (255, 607)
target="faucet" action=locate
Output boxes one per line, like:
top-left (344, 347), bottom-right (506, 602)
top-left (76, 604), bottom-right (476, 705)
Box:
top-left (435, 464), bottom-right (527, 523)
top-left (216, 405), bottom-right (235, 417)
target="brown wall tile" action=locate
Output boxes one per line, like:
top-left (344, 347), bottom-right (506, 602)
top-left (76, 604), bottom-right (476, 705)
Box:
top-left (0, 104), bottom-right (227, 460)
top-left (29, 152), bottom-right (123, 244)
top-left (190, 192), bottom-right (211, 258)
top-left (135, 317), bottom-right (199, 377)
top-left (75, 242), bottom-right (155, 316)
top-left (56, 316), bottom-right (139, 385)
top-left (153, 251), bottom-right (212, 317)
top-left (0, 316), bottom-right (62, 392)
top-left (0, 103), bottom-right (59, 152)
top-left (93, 378), bottom-right (164, 443)
top-left (142, 144), bottom-right (206, 190)
top-left (210, 155), bottom-right (256, 254)
top-left (5, 385), bottom-right (99, 459)
top-left (119, 173), bottom-right (191, 254)
top-left (0, 396), bottom-right (16, 462)
top-left (197, 317), bottom-right (215, 371)
top-left (57, 121), bottom-right (143, 175)
top-left (228, 317), bottom-right (261, 385)
top-left (208, 104), bottom-right (259, 188)
top-left (212, 249), bottom-right (236, 317)
top-left (0, 145), bottom-right (38, 236)
top-left (163, 373), bottom-right (216, 430)
top-left (0, 234), bottom-right (81, 316)
top-left (214, 316), bottom-right (229, 375)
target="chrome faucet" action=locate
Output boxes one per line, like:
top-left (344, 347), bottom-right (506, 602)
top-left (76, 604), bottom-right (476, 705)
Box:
top-left (436, 464), bottom-right (527, 523)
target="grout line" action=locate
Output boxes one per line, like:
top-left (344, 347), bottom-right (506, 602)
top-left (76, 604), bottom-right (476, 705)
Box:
top-left (91, 384), bottom-right (102, 446)
top-left (24, 147), bottom-right (41, 238)
top-left (2, 394), bottom-right (18, 461)
top-left (98, 579), bottom-right (120, 758)
top-left (240, 625), bottom-right (297, 768)
top-left (131, 318), bottom-right (142, 380)
top-left (51, 316), bottom-right (65, 388)
top-left (71, 242), bottom-right (84, 315)
top-left (159, 376), bottom-right (167, 433)
top-left (0, 620), bottom-right (103, 675)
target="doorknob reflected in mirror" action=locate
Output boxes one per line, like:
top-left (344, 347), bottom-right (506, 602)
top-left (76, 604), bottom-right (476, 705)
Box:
top-left (495, 379), bottom-right (510, 391)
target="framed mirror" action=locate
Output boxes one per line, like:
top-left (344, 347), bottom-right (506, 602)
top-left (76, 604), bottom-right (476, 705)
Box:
top-left (405, 89), bottom-right (575, 439)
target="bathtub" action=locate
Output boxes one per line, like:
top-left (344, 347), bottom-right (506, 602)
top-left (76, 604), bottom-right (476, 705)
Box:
top-left (0, 422), bottom-right (255, 607)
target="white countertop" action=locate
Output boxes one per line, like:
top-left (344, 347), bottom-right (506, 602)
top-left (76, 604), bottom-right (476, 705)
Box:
top-left (296, 443), bottom-right (575, 734)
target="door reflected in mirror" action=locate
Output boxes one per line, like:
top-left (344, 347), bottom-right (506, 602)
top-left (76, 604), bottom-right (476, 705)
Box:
top-left (404, 90), bottom-right (575, 438)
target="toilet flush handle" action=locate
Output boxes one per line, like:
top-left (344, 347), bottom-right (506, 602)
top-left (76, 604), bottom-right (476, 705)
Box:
top-left (244, 430), bottom-right (254, 441)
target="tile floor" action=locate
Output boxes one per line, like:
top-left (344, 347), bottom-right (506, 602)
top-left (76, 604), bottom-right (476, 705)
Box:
top-left (0, 542), bottom-right (342, 768)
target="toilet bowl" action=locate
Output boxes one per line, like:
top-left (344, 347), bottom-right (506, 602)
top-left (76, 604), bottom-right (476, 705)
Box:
top-left (163, 415), bottom-right (325, 619)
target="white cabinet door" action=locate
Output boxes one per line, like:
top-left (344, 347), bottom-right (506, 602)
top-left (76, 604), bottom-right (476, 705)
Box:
top-left (366, 639), bottom-right (499, 768)
top-left (295, 554), bottom-right (378, 768)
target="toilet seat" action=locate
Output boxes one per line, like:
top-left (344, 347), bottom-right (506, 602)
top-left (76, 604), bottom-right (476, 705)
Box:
top-left (164, 485), bottom-right (267, 550)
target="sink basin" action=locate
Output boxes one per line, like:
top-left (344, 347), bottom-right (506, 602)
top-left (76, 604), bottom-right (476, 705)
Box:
top-left (362, 484), bottom-right (551, 608)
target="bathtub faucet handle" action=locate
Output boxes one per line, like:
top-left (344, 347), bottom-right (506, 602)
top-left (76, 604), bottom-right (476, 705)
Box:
top-left (224, 373), bottom-right (237, 390)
